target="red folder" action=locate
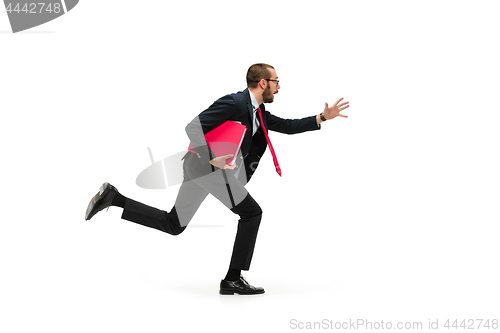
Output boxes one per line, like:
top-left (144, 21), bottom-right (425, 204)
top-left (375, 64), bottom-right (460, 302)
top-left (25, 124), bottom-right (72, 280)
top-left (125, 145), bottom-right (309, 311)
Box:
top-left (188, 121), bottom-right (247, 165)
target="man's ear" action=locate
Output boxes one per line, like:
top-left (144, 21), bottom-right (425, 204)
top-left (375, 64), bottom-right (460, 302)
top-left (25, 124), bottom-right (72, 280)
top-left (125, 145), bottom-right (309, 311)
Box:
top-left (259, 79), bottom-right (266, 89)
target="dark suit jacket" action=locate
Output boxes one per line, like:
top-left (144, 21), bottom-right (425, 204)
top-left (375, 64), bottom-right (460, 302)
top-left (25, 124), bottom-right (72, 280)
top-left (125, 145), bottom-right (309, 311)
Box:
top-left (185, 88), bottom-right (320, 182)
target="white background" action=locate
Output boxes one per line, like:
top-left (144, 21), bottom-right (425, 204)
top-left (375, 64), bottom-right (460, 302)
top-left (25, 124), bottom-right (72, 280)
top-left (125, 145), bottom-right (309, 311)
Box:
top-left (1, 1), bottom-right (499, 332)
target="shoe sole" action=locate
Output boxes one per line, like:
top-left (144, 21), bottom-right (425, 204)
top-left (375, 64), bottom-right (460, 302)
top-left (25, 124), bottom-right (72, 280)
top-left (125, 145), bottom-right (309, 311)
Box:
top-left (219, 289), bottom-right (265, 295)
top-left (85, 182), bottom-right (110, 220)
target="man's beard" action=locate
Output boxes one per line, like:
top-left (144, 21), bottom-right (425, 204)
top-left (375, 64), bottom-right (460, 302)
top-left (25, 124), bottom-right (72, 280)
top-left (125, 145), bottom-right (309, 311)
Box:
top-left (262, 85), bottom-right (277, 103)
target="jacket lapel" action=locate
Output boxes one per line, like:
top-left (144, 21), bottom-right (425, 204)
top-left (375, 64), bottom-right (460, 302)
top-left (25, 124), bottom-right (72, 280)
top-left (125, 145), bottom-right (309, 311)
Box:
top-left (243, 88), bottom-right (255, 134)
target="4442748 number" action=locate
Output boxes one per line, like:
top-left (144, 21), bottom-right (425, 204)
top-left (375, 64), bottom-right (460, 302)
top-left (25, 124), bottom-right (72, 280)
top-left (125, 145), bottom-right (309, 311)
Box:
top-left (6, 3), bottom-right (62, 14)
top-left (444, 319), bottom-right (498, 330)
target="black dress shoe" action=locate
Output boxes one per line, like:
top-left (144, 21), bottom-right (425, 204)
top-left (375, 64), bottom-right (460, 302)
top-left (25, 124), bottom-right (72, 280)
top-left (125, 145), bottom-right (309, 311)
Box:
top-left (85, 182), bottom-right (118, 220)
top-left (219, 276), bottom-right (265, 295)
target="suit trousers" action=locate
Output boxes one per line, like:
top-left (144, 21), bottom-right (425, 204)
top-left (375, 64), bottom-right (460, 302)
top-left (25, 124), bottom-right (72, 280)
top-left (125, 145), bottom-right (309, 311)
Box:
top-left (121, 152), bottom-right (262, 270)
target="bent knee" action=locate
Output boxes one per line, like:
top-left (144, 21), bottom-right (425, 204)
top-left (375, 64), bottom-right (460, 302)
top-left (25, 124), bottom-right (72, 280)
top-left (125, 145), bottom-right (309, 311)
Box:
top-left (254, 205), bottom-right (263, 217)
top-left (244, 205), bottom-right (262, 219)
top-left (231, 194), bottom-right (263, 219)
top-left (171, 225), bottom-right (187, 236)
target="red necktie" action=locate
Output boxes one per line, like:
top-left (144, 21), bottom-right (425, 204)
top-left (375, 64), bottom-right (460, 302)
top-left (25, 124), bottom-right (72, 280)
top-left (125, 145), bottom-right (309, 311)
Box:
top-left (257, 107), bottom-right (282, 176)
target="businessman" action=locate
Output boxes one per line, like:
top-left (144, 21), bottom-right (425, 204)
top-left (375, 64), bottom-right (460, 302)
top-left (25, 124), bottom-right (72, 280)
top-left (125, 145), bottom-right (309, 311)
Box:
top-left (85, 63), bottom-right (350, 295)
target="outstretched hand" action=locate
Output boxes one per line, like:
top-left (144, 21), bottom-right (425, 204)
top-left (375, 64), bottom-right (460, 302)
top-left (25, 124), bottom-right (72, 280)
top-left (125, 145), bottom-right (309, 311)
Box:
top-left (323, 97), bottom-right (350, 120)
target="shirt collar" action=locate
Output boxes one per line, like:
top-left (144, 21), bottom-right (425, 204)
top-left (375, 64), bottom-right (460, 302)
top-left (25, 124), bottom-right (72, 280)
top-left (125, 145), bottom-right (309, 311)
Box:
top-left (248, 89), bottom-right (260, 112)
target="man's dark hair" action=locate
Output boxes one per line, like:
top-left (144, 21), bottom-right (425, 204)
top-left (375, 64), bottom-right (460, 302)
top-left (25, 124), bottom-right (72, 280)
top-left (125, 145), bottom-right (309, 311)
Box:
top-left (246, 63), bottom-right (274, 88)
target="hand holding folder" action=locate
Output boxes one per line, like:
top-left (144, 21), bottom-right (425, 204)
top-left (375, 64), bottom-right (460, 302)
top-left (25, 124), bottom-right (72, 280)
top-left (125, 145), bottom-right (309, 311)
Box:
top-left (188, 121), bottom-right (247, 166)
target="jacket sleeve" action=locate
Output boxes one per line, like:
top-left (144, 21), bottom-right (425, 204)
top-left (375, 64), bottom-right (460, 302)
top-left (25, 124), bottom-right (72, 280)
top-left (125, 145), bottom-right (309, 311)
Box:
top-left (185, 94), bottom-right (235, 166)
top-left (265, 111), bottom-right (321, 134)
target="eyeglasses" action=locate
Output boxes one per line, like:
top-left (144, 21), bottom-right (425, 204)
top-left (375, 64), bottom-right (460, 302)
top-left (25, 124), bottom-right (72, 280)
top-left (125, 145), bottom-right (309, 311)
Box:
top-left (256, 79), bottom-right (280, 85)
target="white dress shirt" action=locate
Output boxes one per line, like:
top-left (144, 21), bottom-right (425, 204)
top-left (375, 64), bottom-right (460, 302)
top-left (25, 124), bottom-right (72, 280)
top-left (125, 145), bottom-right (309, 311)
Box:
top-left (248, 90), bottom-right (260, 136)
